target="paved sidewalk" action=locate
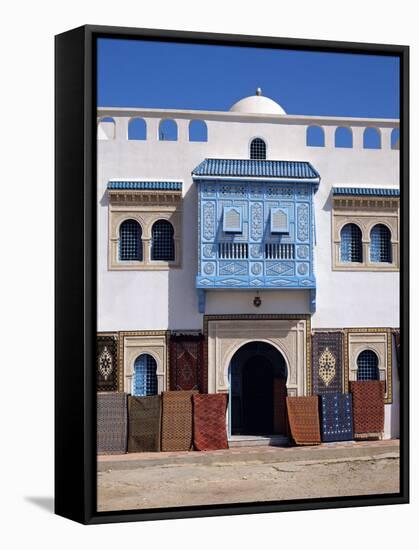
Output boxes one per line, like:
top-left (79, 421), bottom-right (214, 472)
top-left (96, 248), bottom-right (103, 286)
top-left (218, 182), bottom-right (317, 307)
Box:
top-left (98, 439), bottom-right (399, 471)
top-left (97, 440), bottom-right (400, 511)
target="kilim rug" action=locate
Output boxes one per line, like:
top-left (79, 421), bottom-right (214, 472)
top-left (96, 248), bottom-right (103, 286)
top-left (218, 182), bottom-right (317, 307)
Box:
top-left (96, 334), bottom-right (118, 391)
top-left (350, 381), bottom-right (385, 439)
top-left (311, 332), bottom-right (344, 395)
top-left (161, 390), bottom-right (197, 451)
top-left (286, 396), bottom-right (321, 445)
top-left (128, 395), bottom-right (161, 452)
top-left (193, 393), bottom-right (228, 451)
top-left (169, 334), bottom-right (206, 392)
top-left (97, 392), bottom-right (127, 454)
top-left (273, 378), bottom-right (287, 434)
top-left (319, 393), bottom-right (353, 442)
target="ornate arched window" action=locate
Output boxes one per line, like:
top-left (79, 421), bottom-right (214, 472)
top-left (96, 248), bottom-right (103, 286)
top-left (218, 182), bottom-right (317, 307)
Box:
top-left (356, 350), bottom-right (380, 381)
top-left (306, 126), bottom-right (325, 147)
top-left (250, 138), bottom-right (267, 159)
top-left (119, 219), bottom-right (142, 261)
top-left (340, 223), bottom-right (362, 263)
top-left (133, 354), bottom-right (158, 396)
top-left (151, 220), bottom-right (175, 261)
top-left (370, 224), bottom-right (392, 263)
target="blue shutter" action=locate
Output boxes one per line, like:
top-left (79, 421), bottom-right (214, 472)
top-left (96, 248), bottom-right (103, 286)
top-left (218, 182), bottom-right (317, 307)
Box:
top-left (271, 207), bottom-right (289, 234)
top-left (223, 206), bottom-right (243, 233)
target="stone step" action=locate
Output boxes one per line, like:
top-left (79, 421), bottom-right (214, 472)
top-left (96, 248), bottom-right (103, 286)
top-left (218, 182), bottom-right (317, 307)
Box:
top-left (228, 435), bottom-right (289, 447)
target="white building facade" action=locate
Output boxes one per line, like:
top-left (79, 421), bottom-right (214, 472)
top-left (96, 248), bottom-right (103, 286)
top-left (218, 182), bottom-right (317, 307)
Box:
top-left (96, 91), bottom-right (400, 440)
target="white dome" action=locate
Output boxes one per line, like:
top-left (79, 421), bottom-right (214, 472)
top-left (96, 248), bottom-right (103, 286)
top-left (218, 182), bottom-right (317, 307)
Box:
top-left (229, 89), bottom-right (286, 115)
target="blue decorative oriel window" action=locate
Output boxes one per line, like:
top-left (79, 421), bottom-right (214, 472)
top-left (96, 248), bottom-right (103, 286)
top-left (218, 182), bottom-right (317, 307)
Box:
top-left (370, 224), bottom-right (392, 263)
top-left (193, 159), bottom-right (321, 313)
top-left (133, 354), bottom-right (158, 396)
top-left (119, 219), bottom-right (142, 261)
top-left (340, 223), bottom-right (362, 263)
top-left (356, 350), bottom-right (379, 381)
top-left (223, 206), bottom-right (243, 233)
top-left (270, 207), bottom-right (290, 234)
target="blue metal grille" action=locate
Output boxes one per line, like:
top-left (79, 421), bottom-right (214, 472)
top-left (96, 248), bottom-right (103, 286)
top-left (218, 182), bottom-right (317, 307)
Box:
top-left (119, 220), bottom-right (142, 261)
top-left (340, 223), bottom-right (362, 262)
top-left (151, 220), bottom-right (175, 261)
top-left (370, 224), bottom-right (392, 263)
top-left (250, 138), bottom-right (266, 160)
top-left (357, 350), bottom-right (379, 381)
top-left (133, 354), bottom-right (158, 396)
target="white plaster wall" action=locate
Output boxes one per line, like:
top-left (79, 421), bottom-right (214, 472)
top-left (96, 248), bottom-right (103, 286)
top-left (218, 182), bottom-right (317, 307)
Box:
top-left (97, 109), bottom-right (399, 332)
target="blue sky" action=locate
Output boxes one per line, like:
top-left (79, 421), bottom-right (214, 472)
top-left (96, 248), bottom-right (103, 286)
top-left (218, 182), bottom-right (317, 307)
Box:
top-left (97, 38), bottom-right (399, 119)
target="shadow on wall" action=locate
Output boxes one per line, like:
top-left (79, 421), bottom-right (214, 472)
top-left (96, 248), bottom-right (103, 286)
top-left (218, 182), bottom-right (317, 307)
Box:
top-left (168, 182), bottom-right (202, 331)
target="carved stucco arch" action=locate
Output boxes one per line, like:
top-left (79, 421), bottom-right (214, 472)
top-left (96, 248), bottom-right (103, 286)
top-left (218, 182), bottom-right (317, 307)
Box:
top-left (222, 338), bottom-right (291, 390)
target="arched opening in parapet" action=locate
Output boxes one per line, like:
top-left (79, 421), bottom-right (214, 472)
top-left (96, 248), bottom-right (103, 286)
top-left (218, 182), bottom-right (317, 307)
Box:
top-left (335, 127), bottom-right (353, 148)
top-left (363, 127), bottom-right (381, 149)
top-left (97, 117), bottom-right (115, 140)
top-left (391, 128), bottom-right (400, 150)
top-left (159, 119), bottom-right (178, 141)
top-left (128, 117), bottom-right (147, 140)
top-left (189, 119), bottom-right (208, 142)
top-left (229, 341), bottom-right (287, 436)
top-left (306, 125), bottom-right (325, 147)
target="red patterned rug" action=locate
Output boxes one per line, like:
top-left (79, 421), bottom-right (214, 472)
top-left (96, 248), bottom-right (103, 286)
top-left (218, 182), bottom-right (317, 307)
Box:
top-left (193, 393), bottom-right (228, 451)
top-left (286, 396), bottom-right (321, 445)
top-left (350, 381), bottom-right (385, 438)
top-left (161, 390), bottom-right (197, 451)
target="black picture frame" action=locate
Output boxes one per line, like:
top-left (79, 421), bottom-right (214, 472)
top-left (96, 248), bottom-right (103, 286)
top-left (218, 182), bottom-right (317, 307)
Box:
top-left (55, 24), bottom-right (409, 525)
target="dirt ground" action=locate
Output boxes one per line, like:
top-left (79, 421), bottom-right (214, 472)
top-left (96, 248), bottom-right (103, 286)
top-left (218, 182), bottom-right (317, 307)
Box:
top-left (97, 442), bottom-right (400, 512)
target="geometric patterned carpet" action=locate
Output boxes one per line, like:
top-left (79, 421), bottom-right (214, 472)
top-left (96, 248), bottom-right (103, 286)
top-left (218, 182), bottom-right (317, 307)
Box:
top-left (193, 393), bottom-right (229, 451)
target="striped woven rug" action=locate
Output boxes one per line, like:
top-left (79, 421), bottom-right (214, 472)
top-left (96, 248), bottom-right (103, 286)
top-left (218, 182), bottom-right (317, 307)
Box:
top-left (193, 393), bottom-right (228, 451)
top-left (127, 395), bottom-right (161, 452)
top-left (350, 381), bottom-right (385, 439)
top-left (286, 396), bottom-right (321, 445)
top-left (161, 390), bottom-right (197, 451)
top-left (97, 392), bottom-right (127, 455)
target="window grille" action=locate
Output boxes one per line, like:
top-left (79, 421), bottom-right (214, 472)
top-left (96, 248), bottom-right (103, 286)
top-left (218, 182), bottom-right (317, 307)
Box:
top-left (340, 223), bottom-right (362, 262)
top-left (265, 243), bottom-right (295, 259)
top-left (151, 220), bottom-right (175, 261)
top-left (133, 354), bottom-right (158, 396)
top-left (250, 138), bottom-right (267, 160)
top-left (356, 350), bottom-right (379, 381)
top-left (370, 224), bottom-right (392, 263)
top-left (119, 220), bottom-right (142, 261)
top-left (218, 243), bottom-right (248, 259)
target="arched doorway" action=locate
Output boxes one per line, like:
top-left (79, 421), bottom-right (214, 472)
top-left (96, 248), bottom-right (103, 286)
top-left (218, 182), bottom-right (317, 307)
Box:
top-left (229, 341), bottom-right (287, 436)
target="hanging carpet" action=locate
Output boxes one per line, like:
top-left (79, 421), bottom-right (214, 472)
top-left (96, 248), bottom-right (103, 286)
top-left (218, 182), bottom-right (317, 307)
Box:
top-left (127, 395), bottom-right (161, 452)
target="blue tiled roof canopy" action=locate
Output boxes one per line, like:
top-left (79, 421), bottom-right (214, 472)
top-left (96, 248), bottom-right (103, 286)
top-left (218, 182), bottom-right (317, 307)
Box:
top-left (333, 187), bottom-right (399, 197)
top-left (108, 181), bottom-right (182, 191)
top-left (192, 159), bottom-right (320, 180)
